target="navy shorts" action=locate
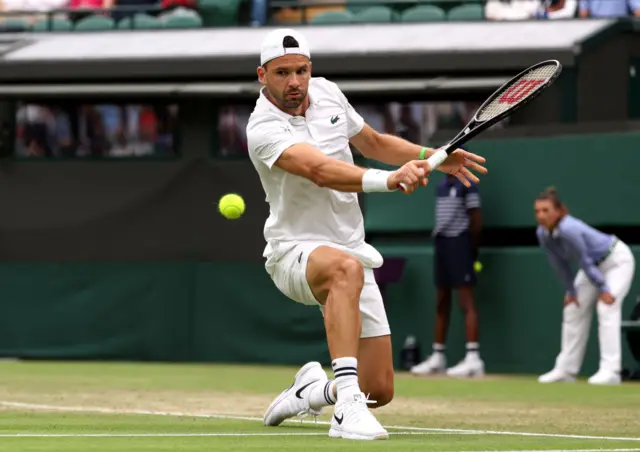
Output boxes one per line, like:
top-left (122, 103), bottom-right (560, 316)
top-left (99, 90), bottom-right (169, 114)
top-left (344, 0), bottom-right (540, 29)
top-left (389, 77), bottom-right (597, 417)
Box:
top-left (434, 232), bottom-right (476, 288)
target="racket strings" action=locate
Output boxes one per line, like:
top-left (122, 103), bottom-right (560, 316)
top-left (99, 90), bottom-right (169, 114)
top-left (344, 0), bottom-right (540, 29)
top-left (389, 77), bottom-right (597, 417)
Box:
top-left (476, 64), bottom-right (558, 122)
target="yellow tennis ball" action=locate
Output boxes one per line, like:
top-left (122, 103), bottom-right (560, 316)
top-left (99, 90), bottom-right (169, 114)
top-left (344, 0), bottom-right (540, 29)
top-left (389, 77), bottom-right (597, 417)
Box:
top-left (474, 261), bottom-right (483, 273)
top-left (218, 193), bottom-right (245, 219)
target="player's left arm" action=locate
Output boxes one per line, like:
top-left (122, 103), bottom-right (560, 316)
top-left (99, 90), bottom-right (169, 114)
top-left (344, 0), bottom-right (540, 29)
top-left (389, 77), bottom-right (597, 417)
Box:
top-left (331, 82), bottom-right (486, 186)
top-left (350, 123), bottom-right (434, 166)
top-left (328, 81), bottom-right (434, 166)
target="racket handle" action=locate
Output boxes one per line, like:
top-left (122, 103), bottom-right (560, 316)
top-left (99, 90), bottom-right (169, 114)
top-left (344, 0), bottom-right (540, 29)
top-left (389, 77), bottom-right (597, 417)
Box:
top-left (426, 148), bottom-right (449, 171)
top-left (397, 148), bottom-right (449, 192)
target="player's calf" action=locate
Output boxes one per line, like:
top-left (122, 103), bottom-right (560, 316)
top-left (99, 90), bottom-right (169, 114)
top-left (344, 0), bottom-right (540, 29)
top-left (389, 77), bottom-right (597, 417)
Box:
top-left (360, 370), bottom-right (394, 408)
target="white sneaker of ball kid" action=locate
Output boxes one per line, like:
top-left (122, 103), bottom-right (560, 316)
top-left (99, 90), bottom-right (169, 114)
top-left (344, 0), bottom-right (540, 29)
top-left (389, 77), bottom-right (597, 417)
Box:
top-left (410, 353), bottom-right (446, 376)
top-left (538, 368), bottom-right (576, 383)
top-left (263, 361), bottom-right (328, 426)
top-left (446, 357), bottom-right (485, 378)
top-left (588, 369), bottom-right (621, 385)
top-left (328, 392), bottom-right (388, 440)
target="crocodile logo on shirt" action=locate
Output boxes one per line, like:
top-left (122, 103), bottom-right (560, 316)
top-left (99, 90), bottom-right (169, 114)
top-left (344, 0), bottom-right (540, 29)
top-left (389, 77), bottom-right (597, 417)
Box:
top-left (330, 115), bottom-right (340, 124)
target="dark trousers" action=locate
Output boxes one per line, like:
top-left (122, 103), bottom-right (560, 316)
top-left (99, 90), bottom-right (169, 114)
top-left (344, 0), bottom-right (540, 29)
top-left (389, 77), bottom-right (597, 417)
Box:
top-left (434, 232), bottom-right (476, 288)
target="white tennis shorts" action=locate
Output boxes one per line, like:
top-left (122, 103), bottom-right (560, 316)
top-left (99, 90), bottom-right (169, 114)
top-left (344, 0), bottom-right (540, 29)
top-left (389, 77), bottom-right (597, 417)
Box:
top-left (268, 242), bottom-right (391, 339)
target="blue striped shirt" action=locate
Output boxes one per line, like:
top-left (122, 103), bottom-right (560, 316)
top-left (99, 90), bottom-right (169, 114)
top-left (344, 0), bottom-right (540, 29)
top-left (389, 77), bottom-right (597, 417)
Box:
top-left (433, 177), bottom-right (481, 237)
top-left (578, 0), bottom-right (640, 16)
top-left (536, 215), bottom-right (615, 296)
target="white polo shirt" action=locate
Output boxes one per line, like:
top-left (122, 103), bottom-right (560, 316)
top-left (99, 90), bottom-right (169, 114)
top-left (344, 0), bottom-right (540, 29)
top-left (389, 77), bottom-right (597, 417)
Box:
top-left (246, 77), bottom-right (383, 271)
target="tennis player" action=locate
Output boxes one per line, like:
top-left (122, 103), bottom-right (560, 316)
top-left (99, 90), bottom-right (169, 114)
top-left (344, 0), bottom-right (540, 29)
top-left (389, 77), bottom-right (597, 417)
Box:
top-left (246, 28), bottom-right (488, 440)
top-left (535, 187), bottom-right (635, 385)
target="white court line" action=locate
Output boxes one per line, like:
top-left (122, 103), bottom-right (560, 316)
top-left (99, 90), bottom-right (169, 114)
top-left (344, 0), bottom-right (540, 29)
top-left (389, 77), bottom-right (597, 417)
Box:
top-left (0, 432), bottom-right (449, 438)
top-left (462, 450), bottom-right (640, 452)
top-left (0, 430), bottom-right (638, 452)
top-left (2, 401), bottom-right (640, 443)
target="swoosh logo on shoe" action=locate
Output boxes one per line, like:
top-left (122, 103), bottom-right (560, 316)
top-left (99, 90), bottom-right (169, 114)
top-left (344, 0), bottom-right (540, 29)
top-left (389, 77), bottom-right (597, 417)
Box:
top-left (334, 414), bottom-right (344, 425)
top-left (295, 381), bottom-right (318, 399)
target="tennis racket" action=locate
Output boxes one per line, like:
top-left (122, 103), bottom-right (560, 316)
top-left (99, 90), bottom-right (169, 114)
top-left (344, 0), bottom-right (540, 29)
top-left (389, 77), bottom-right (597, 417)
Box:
top-left (400, 59), bottom-right (562, 190)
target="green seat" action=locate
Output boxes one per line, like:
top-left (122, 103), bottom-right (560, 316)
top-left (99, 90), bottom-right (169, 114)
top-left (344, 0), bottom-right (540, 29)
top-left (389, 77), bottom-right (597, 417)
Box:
top-left (400, 4), bottom-right (446, 22)
top-left (118, 13), bottom-right (162, 29)
top-left (310, 10), bottom-right (354, 24)
top-left (447, 3), bottom-right (483, 20)
top-left (33, 17), bottom-right (73, 31)
top-left (162, 12), bottom-right (203, 28)
top-left (346, 0), bottom-right (383, 14)
top-left (198, 0), bottom-right (241, 26)
top-left (353, 5), bottom-right (397, 22)
top-left (74, 15), bottom-right (115, 31)
top-left (2, 18), bottom-right (30, 31)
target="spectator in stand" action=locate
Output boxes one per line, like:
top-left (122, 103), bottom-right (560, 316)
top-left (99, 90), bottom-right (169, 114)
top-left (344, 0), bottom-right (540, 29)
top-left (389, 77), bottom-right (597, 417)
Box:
top-left (68, 0), bottom-right (114, 22)
top-left (158, 0), bottom-right (199, 20)
top-left (485, 0), bottom-right (541, 20)
top-left (112, 0), bottom-right (158, 22)
top-left (0, 0), bottom-right (67, 25)
top-left (578, 0), bottom-right (640, 17)
top-left (538, 0), bottom-right (577, 18)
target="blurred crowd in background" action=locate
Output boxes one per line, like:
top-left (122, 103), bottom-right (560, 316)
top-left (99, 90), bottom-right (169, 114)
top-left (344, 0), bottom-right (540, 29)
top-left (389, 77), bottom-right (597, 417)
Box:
top-left (14, 103), bottom-right (178, 158)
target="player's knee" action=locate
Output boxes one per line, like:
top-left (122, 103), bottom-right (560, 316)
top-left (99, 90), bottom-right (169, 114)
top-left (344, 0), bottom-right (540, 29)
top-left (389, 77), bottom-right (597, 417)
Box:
top-left (366, 375), bottom-right (394, 408)
top-left (330, 256), bottom-right (364, 289)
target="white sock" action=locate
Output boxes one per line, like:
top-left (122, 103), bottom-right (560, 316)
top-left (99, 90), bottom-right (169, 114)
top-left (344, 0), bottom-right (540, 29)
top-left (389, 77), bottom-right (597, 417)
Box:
top-left (308, 380), bottom-right (336, 410)
top-left (433, 343), bottom-right (446, 355)
top-left (332, 357), bottom-right (360, 401)
top-left (466, 342), bottom-right (480, 360)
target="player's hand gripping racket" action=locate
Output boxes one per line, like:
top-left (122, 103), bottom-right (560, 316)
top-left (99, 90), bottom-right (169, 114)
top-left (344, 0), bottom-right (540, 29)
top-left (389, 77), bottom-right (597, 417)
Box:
top-left (399, 59), bottom-right (562, 191)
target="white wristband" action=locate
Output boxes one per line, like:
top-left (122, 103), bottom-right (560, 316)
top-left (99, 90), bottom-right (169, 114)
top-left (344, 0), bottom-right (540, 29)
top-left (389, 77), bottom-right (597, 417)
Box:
top-left (362, 169), bottom-right (395, 193)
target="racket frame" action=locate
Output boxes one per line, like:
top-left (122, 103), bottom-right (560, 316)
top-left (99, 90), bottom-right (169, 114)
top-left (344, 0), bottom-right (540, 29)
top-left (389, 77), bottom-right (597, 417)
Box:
top-left (423, 59), bottom-right (563, 171)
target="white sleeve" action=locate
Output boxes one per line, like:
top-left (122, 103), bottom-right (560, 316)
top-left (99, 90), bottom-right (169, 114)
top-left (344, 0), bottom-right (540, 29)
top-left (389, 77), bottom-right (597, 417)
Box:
top-left (329, 81), bottom-right (365, 138)
top-left (246, 117), bottom-right (301, 169)
top-left (485, 0), bottom-right (538, 19)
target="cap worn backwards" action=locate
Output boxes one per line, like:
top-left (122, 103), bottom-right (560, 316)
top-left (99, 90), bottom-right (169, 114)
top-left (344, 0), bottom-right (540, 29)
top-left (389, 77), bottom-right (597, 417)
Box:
top-left (260, 28), bottom-right (311, 66)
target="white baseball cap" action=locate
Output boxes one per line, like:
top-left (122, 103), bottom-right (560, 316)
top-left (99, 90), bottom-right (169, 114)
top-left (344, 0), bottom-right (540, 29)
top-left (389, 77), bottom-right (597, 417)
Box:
top-left (260, 28), bottom-right (311, 66)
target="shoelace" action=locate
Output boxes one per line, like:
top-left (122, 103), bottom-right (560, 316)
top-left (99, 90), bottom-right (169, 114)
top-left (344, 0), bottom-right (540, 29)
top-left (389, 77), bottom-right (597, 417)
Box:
top-left (340, 392), bottom-right (378, 424)
top-left (295, 393), bottom-right (378, 424)
top-left (296, 407), bottom-right (321, 424)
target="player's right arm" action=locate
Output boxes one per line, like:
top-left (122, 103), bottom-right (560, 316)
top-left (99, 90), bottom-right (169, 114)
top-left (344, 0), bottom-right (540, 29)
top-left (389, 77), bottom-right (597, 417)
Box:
top-left (247, 118), bottom-right (430, 194)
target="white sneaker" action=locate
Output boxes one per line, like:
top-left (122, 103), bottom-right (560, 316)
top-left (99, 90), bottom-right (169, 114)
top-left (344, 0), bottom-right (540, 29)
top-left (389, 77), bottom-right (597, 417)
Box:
top-left (446, 357), bottom-right (485, 378)
top-left (328, 392), bottom-right (388, 440)
top-left (263, 361), bottom-right (328, 426)
top-left (588, 369), bottom-right (621, 385)
top-left (538, 368), bottom-right (576, 383)
top-left (410, 353), bottom-right (446, 376)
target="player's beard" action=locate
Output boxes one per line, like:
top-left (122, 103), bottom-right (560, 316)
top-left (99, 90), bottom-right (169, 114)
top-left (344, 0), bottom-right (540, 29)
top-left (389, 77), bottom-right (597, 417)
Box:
top-left (279, 88), bottom-right (307, 109)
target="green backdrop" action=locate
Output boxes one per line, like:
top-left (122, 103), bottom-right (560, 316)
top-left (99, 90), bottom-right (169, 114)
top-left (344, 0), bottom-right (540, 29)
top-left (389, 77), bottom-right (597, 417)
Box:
top-left (0, 252), bottom-right (637, 376)
top-left (365, 131), bottom-right (640, 231)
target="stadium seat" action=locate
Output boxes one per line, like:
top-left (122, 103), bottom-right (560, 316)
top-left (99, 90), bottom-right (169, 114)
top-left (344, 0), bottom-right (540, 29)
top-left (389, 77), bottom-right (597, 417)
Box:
top-left (74, 15), bottom-right (116, 31)
top-left (33, 17), bottom-right (73, 31)
top-left (1, 18), bottom-right (30, 31)
top-left (118, 13), bottom-right (162, 29)
top-left (162, 12), bottom-right (203, 28)
top-left (346, 0), bottom-right (383, 14)
top-left (198, 0), bottom-right (242, 26)
top-left (353, 5), bottom-right (397, 22)
top-left (310, 9), bottom-right (354, 23)
top-left (400, 4), bottom-right (445, 22)
top-left (447, 3), bottom-right (483, 20)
